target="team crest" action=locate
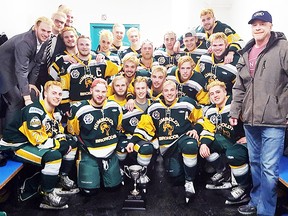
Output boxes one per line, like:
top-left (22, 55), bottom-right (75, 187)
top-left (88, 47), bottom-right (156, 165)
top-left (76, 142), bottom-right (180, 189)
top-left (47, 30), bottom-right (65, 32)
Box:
top-left (129, 117), bottom-right (139, 127)
top-left (210, 115), bottom-right (218, 125)
top-left (158, 57), bottom-right (165, 65)
top-left (152, 110), bottom-right (160, 120)
top-left (175, 54), bottom-right (181, 61)
top-left (30, 116), bottom-right (41, 128)
top-left (224, 28), bottom-right (233, 35)
top-left (70, 69), bottom-right (80, 79)
top-left (83, 113), bottom-right (94, 124)
top-left (199, 63), bottom-right (205, 72)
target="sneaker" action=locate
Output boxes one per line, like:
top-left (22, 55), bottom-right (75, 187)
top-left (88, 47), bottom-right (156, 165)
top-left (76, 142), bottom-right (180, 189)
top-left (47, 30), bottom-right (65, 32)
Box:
top-left (184, 181), bottom-right (195, 203)
top-left (238, 204), bottom-right (257, 215)
top-left (39, 190), bottom-right (69, 209)
top-left (225, 186), bottom-right (250, 205)
top-left (59, 175), bottom-right (77, 190)
top-left (137, 174), bottom-right (150, 193)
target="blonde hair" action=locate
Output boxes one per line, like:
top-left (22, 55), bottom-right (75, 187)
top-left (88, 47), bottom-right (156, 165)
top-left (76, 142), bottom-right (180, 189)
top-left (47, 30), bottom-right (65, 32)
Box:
top-left (134, 76), bottom-right (148, 86)
top-left (112, 23), bottom-right (125, 32)
top-left (151, 65), bottom-right (167, 77)
top-left (51, 11), bottom-right (67, 21)
top-left (200, 8), bottom-right (215, 18)
top-left (207, 80), bottom-right (226, 91)
top-left (127, 27), bottom-right (140, 38)
top-left (163, 31), bottom-right (176, 40)
top-left (99, 29), bottom-right (113, 43)
top-left (177, 56), bottom-right (196, 69)
top-left (33, 16), bottom-right (54, 30)
top-left (122, 52), bottom-right (140, 66)
top-left (61, 27), bottom-right (78, 38)
top-left (163, 80), bottom-right (176, 89)
top-left (44, 80), bottom-right (62, 92)
top-left (209, 32), bottom-right (228, 45)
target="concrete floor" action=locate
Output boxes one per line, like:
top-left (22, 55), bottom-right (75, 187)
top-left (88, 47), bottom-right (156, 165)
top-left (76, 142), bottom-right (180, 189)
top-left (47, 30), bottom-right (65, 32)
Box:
top-left (0, 156), bottom-right (287, 216)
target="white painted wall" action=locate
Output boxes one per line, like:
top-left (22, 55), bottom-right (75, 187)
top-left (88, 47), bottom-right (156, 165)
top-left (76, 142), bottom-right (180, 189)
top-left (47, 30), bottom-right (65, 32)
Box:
top-left (1, 0), bottom-right (287, 47)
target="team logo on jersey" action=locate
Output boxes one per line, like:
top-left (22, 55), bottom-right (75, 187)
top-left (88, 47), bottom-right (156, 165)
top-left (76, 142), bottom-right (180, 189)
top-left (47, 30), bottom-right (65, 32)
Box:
top-left (175, 54), bottom-right (181, 61)
top-left (158, 57), bottom-right (165, 65)
top-left (129, 117), bottom-right (139, 127)
top-left (163, 122), bottom-right (174, 136)
top-left (152, 111), bottom-right (160, 120)
top-left (209, 115), bottom-right (219, 125)
top-left (224, 28), bottom-right (233, 35)
top-left (70, 69), bottom-right (80, 79)
top-left (199, 63), bottom-right (205, 72)
top-left (30, 116), bottom-right (41, 128)
top-left (83, 113), bottom-right (94, 124)
top-left (100, 122), bottom-right (110, 136)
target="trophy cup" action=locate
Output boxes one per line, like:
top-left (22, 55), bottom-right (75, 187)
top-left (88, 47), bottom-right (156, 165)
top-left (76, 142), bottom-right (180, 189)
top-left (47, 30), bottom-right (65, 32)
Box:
top-left (122, 165), bottom-right (146, 210)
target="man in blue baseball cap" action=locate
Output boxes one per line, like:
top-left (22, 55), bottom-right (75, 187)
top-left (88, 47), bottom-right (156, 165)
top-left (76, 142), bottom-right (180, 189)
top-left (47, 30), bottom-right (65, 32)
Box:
top-left (230, 10), bottom-right (288, 216)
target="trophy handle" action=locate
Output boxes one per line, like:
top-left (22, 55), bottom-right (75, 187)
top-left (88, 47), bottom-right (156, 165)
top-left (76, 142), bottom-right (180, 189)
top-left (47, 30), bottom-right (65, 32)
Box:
top-left (123, 165), bottom-right (131, 178)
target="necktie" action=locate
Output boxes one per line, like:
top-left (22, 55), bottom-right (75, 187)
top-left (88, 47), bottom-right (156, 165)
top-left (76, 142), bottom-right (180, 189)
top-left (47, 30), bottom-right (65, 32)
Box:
top-left (46, 35), bottom-right (56, 67)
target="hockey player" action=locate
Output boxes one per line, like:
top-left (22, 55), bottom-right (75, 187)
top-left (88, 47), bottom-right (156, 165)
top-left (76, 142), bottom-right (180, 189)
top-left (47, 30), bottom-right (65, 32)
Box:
top-left (50, 35), bottom-right (120, 108)
top-left (147, 65), bottom-right (167, 101)
top-left (0, 81), bottom-right (78, 209)
top-left (199, 80), bottom-right (251, 205)
top-left (154, 31), bottom-right (182, 69)
top-left (179, 30), bottom-right (207, 64)
top-left (67, 78), bottom-right (122, 195)
top-left (194, 32), bottom-right (240, 95)
top-left (117, 76), bottom-right (155, 191)
top-left (167, 55), bottom-right (210, 105)
top-left (127, 80), bottom-right (206, 203)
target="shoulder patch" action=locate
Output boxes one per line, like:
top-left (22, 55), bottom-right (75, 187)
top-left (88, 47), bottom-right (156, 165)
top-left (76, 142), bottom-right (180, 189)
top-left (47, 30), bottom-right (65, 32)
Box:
top-left (224, 28), bottom-right (233, 35)
top-left (29, 107), bottom-right (44, 115)
top-left (30, 116), bottom-right (41, 128)
top-left (83, 113), bottom-right (94, 124)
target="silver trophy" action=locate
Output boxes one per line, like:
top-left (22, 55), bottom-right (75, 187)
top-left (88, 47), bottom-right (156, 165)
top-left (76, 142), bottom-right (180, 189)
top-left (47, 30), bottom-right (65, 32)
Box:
top-left (122, 165), bottom-right (146, 210)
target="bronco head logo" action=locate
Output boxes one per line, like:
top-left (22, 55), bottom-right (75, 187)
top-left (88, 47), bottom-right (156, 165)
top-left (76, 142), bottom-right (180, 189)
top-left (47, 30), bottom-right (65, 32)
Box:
top-left (163, 122), bottom-right (174, 136)
top-left (100, 122), bottom-right (110, 136)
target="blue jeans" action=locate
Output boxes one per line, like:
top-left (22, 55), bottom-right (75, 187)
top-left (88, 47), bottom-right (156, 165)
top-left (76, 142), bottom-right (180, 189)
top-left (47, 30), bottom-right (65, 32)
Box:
top-left (244, 125), bottom-right (285, 216)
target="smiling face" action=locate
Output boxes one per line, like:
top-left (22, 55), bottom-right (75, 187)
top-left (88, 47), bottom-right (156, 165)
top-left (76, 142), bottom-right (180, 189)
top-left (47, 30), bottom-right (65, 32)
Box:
top-left (208, 85), bottom-right (227, 107)
top-left (162, 81), bottom-right (178, 105)
top-left (251, 20), bottom-right (272, 44)
top-left (134, 80), bottom-right (148, 101)
top-left (44, 84), bottom-right (62, 109)
top-left (211, 38), bottom-right (227, 58)
top-left (90, 83), bottom-right (107, 106)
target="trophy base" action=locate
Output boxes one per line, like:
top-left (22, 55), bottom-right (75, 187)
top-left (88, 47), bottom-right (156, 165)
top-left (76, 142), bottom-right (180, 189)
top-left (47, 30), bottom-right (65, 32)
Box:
top-left (122, 194), bottom-right (146, 210)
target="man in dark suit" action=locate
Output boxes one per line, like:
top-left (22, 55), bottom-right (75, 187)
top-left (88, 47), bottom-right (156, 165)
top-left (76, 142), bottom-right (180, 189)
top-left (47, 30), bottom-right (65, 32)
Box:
top-left (0, 16), bottom-right (53, 127)
top-left (36, 11), bottom-right (67, 90)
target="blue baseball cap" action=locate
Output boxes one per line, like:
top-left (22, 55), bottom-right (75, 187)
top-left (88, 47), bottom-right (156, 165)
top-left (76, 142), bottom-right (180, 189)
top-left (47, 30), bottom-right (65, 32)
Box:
top-left (248, 10), bottom-right (272, 24)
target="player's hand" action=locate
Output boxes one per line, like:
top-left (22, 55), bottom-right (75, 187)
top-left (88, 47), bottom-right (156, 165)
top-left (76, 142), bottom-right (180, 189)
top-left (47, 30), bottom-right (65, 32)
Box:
top-left (186, 129), bottom-right (199, 140)
top-left (126, 143), bottom-right (134, 153)
top-left (237, 137), bottom-right (247, 144)
top-left (199, 144), bottom-right (210, 158)
top-left (224, 51), bottom-right (234, 64)
top-left (125, 99), bottom-right (135, 112)
top-left (229, 117), bottom-right (238, 126)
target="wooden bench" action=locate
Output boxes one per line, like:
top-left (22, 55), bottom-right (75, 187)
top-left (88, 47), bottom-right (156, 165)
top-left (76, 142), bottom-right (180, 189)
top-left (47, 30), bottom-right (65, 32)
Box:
top-left (279, 155), bottom-right (288, 188)
top-left (0, 160), bottom-right (24, 190)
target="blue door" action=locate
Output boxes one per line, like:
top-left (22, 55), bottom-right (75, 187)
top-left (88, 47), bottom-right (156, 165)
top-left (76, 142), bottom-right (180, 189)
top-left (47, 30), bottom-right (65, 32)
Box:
top-left (90, 23), bottom-right (140, 51)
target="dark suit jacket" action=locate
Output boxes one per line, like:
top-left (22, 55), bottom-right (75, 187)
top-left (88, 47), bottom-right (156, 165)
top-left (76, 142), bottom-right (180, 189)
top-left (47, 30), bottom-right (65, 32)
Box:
top-left (0, 29), bottom-right (47, 95)
top-left (36, 34), bottom-right (66, 87)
